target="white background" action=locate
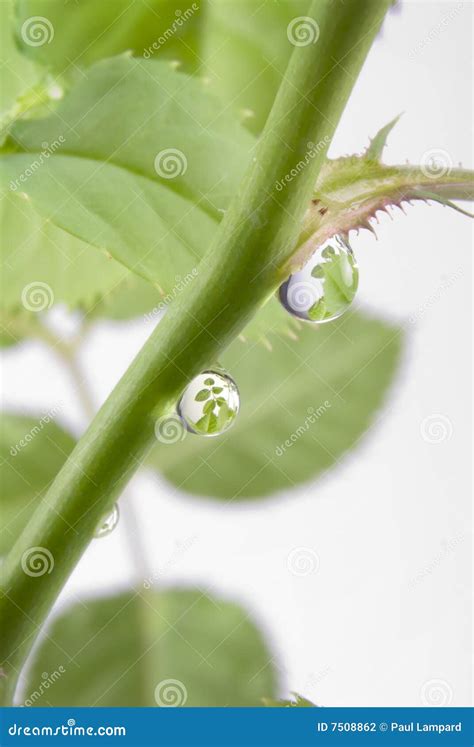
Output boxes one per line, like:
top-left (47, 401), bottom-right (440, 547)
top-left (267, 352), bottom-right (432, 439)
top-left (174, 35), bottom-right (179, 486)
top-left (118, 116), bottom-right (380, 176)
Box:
top-left (3, 1), bottom-right (472, 706)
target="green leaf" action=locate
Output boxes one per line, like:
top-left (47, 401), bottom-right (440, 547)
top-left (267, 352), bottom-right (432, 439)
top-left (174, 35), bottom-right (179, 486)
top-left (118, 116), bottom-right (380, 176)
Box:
top-left (193, 409), bottom-right (219, 436)
top-left (203, 378), bottom-right (214, 386)
top-left (86, 273), bottom-right (163, 321)
top-left (194, 389), bottom-right (210, 402)
top-left (5, 56), bottom-right (254, 219)
top-left (203, 400), bottom-right (215, 415)
top-left (23, 589), bottom-right (278, 706)
top-left (307, 297), bottom-right (326, 322)
top-left (0, 412), bottom-right (76, 554)
top-left (0, 191), bottom-right (128, 314)
top-left (147, 311), bottom-right (402, 499)
top-left (263, 693), bottom-right (317, 707)
top-left (0, 57), bottom-right (254, 294)
top-left (215, 401), bottom-right (237, 433)
top-left (365, 114), bottom-right (402, 160)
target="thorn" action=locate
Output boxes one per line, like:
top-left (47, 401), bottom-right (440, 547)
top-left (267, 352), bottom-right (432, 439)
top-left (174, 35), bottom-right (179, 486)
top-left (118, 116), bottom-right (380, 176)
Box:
top-left (169, 60), bottom-right (181, 70)
top-left (261, 337), bottom-right (273, 352)
top-left (285, 329), bottom-right (298, 341)
top-left (153, 282), bottom-right (165, 295)
top-left (18, 192), bottom-right (29, 201)
top-left (238, 334), bottom-right (246, 343)
top-left (103, 250), bottom-right (113, 259)
top-left (360, 219), bottom-right (377, 236)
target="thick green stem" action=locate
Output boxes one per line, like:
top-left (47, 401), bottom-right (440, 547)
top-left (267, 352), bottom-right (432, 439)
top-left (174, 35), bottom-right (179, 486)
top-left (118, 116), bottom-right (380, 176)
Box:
top-left (0, 0), bottom-right (392, 704)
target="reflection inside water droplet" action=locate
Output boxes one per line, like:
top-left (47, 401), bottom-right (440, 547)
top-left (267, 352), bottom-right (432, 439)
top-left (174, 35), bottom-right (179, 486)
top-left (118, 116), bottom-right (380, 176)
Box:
top-left (94, 504), bottom-right (119, 538)
top-left (177, 370), bottom-right (240, 437)
top-left (278, 235), bottom-right (358, 323)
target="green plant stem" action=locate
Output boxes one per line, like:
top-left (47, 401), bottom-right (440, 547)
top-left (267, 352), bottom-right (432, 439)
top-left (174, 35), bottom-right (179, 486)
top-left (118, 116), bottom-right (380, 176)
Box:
top-left (0, 0), bottom-right (392, 704)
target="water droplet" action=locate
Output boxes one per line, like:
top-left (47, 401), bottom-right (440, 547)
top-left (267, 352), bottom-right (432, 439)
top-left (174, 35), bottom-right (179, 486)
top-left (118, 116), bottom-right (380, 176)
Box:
top-left (278, 235), bottom-right (358, 323)
top-left (94, 504), bottom-right (119, 538)
top-left (177, 370), bottom-right (240, 437)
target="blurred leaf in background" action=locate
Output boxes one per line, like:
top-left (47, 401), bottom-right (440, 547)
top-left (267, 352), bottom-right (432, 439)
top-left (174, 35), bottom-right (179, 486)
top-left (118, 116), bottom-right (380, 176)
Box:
top-left (0, 412), bottom-right (76, 554)
top-left (24, 590), bottom-right (277, 706)
top-left (149, 312), bottom-right (402, 499)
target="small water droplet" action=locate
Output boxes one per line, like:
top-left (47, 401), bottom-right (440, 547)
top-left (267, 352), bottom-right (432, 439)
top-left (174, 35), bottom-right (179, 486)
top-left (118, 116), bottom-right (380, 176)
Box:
top-left (278, 235), bottom-right (358, 323)
top-left (177, 370), bottom-right (240, 437)
top-left (94, 504), bottom-right (119, 538)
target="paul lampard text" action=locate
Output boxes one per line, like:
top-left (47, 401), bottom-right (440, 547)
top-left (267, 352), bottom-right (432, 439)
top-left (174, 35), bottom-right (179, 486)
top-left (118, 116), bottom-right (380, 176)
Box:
top-left (390, 722), bottom-right (462, 733)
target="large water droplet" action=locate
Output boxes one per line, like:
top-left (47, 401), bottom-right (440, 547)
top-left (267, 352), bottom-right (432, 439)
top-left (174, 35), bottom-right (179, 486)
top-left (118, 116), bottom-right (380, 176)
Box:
top-left (278, 235), bottom-right (358, 323)
top-left (177, 370), bottom-right (240, 437)
top-left (94, 504), bottom-right (119, 538)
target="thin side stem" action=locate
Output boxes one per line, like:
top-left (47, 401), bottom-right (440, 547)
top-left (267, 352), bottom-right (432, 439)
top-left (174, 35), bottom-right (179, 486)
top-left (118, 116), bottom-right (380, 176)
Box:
top-left (57, 348), bottom-right (96, 423)
top-left (53, 333), bottom-right (151, 582)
